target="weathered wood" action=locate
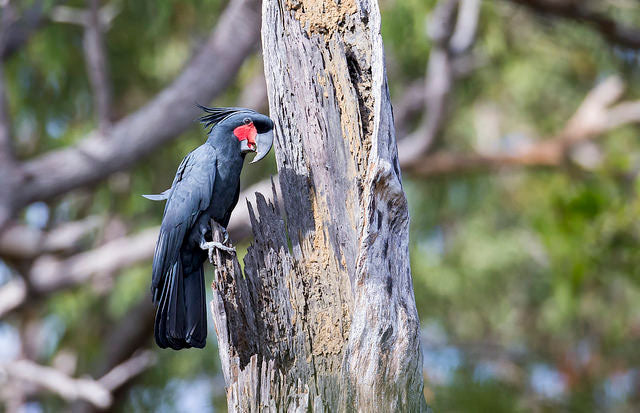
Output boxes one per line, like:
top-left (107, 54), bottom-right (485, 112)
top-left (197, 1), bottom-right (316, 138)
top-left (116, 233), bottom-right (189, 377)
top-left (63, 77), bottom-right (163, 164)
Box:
top-left (210, 0), bottom-right (428, 410)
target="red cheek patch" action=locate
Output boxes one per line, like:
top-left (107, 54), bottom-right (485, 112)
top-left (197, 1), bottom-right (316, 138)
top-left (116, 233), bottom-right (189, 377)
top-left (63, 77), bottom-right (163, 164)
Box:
top-left (233, 123), bottom-right (257, 149)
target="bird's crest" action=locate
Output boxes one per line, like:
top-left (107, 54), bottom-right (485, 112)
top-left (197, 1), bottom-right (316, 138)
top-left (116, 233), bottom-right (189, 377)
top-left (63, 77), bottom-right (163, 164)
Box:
top-left (197, 105), bottom-right (253, 132)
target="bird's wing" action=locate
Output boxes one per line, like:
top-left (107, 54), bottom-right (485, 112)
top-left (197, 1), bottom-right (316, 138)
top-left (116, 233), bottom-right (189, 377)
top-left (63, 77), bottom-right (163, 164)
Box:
top-left (151, 145), bottom-right (217, 300)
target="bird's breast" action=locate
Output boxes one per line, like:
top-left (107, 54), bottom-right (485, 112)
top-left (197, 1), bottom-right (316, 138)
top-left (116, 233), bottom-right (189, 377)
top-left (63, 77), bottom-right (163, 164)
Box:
top-left (207, 160), bottom-right (243, 221)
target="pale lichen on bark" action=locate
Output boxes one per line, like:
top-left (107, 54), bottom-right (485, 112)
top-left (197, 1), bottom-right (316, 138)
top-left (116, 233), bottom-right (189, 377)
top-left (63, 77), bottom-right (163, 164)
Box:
top-left (210, 0), bottom-right (428, 411)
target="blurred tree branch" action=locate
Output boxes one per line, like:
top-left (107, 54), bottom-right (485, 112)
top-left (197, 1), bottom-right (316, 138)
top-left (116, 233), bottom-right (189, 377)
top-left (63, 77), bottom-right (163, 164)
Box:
top-left (0, 0), bottom-right (261, 230)
top-left (403, 76), bottom-right (640, 177)
top-left (508, 0), bottom-right (640, 50)
top-left (0, 277), bottom-right (25, 317)
top-left (50, 1), bottom-right (118, 132)
top-left (27, 226), bottom-right (158, 294)
top-left (97, 350), bottom-right (157, 394)
top-left (398, 0), bottom-right (481, 165)
top-left (50, 3), bottom-right (119, 27)
top-left (0, 216), bottom-right (101, 260)
top-left (83, 0), bottom-right (113, 132)
top-left (238, 69), bottom-right (268, 112)
top-left (0, 351), bottom-right (156, 409)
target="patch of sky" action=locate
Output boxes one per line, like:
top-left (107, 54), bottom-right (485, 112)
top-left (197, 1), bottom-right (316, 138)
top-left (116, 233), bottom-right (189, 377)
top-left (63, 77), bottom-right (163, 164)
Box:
top-left (0, 322), bottom-right (21, 362)
top-left (473, 360), bottom-right (502, 383)
top-left (416, 226), bottom-right (445, 263)
top-left (0, 259), bottom-right (12, 285)
top-left (423, 345), bottom-right (462, 386)
top-left (45, 72), bottom-right (60, 94)
top-left (25, 202), bottom-right (49, 229)
top-left (613, 48), bottom-right (640, 65)
top-left (421, 320), bottom-right (448, 346)
top-left (39, 315), bottom-right (66, 359)
top-left (530, 363), bottom-right (567, 399)
top-left (22, 402), bottom-right (44, 413)
top-left (448, 181), bottom-right (468, 210)
top-left (603, 370), bottom-right (636, 405)
top-left (46, 117), bottom-right (68, 139)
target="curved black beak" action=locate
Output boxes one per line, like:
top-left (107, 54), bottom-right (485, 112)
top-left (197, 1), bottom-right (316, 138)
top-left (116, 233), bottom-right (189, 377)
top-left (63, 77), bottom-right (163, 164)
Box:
top-left (250, 129), bottom-right (274, 164)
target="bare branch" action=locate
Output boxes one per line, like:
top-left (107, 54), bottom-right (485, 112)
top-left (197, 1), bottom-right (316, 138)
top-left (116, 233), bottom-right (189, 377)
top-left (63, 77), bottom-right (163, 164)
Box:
top-left (508, 0), bottom-right (640, 50)
top-left (238, 69), bottom-right (268, 112)
top-left (398, 0), bottom-right (480, 165)
top-left (83, 0), bottom-right (112, 132)
top-left (401, 148), bottom-right (559, 177)
top-left (97, 350), bottom-right (156, 392)
top-left (0, 351), bottom-right (156, 409)
top-left (1, 359), bottom-right (112, 409)
top-left (401, 76), bottom-right (640, 177)
top-left (449, 0), bottom-right (480, 53)
top-left (28, 227), bottom-right (158, 294)
top-left (0, 216), bottom-right (101, 260)
top-left (50, 3), bottom-right (119, 28)
top-left (50, 5), bottom-right (90, 26)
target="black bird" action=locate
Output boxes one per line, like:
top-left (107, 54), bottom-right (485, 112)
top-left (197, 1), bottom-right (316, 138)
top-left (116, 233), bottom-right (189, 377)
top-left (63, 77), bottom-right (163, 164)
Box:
top-left (143, 106), bottom-right (274, 349)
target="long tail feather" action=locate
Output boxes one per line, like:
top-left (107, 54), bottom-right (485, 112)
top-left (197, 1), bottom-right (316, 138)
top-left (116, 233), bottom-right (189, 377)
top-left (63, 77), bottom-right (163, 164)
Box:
top-left (154, 258), bottom-right (206, 349)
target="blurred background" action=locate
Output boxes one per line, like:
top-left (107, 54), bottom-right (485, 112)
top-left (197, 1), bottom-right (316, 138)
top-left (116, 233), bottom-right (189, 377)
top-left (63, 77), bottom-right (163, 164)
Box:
top-left (0, 0), bottom-right (639, 411)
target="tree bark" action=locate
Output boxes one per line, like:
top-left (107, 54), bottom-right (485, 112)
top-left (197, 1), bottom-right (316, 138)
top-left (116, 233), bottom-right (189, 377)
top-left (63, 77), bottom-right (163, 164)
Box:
top-left (210, 0), bottom-right (428, 411)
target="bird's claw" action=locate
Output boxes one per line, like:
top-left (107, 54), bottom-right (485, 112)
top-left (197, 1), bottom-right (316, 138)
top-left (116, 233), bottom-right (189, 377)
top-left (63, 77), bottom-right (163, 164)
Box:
top-left (221, 227), bottom-right (230, 244)
top-left (200, 241), bottom-right (236, 263)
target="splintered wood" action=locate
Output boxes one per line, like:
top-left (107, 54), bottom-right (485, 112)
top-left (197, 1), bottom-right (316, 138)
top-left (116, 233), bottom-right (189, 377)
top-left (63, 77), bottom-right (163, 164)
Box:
top-left (209, 0), bottom-right (428, 411)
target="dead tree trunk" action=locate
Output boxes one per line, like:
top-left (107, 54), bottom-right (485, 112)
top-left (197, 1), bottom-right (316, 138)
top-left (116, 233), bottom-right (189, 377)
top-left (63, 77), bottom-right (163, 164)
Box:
top-left (209, 0), bottom-right (428, 410)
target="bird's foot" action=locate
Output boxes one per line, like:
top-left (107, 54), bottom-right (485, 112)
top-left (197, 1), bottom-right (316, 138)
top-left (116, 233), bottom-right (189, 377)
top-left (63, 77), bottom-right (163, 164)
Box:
top-left (200, 240), bottom-right (236, 263)
top-left (221, 227), bottom-right (230, 244)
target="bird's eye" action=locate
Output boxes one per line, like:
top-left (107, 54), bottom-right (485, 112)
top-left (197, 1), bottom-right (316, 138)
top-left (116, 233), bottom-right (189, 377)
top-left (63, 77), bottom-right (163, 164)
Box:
top-left (243, 118), bottom-right (251, 125)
